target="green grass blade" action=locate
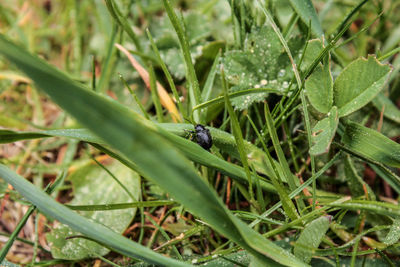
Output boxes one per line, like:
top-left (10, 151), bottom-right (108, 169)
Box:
top-left (0, 34), bottom-right (307, 267)
top-left (149, 64), bottom-right (164, 122)
top-left (221, 67), bottom-right (255, 204)
top-left (201, 50), bottom-right (221, 102)
top-left (300, 90), bottom-right (316, 209)
top-left (372, 92), bottom-right (400, 124)
top-left (264, 103), bottom-right (300, 192)
top-left (0, 127), bottom-right (277, 193)
top-left (162, 0), bottom-right (202, 122)
top-left (341, 121), bottom-right (400, 168)
top-left (0, 206), bottom-right (35, 261)
top-left (0, 165), bottom-right (187, 266)
top-left (287, 0), bottom-right (324, 37)
top-left (119, 74), bottom-right (150, 120)
top-left (247, 115), bottom-right (300, 221)
top-left (66, 200), bottom-right (176, 211)
top-left (333, 0), bottom-right (369, 37)
top-left (327, 200), bottom-right (400, 218)
top-left (146, 29), bottom-right (184, 119)
top-left (104, 0), bottom-right (142, 52)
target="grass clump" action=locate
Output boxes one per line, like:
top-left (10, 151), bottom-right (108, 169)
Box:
top-left (0, 0), bottom-right (400, 266)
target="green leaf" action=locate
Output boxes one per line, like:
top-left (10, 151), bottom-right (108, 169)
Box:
top-left (223, 25), bottom-right (302, 110)
top-left (301, 39), bottom-right (324, 72)
top-left (310, 106), bottom-right (338, 155)
top-left (333, 56), bottom-right (392, 117)
top-left (305, 63), bottom-right (333, 114)
top-left (294, 216), bottom-right (332, 264)
top-left (46, 160), bottom-right (140, 260)
top-left (287, 0), bottom-right (324, 37)
top-left (0, 34), bottom-right (307, 267)
top-left (372, 92), bottom-right (400, 124)
top-left (342, 121), bottom-right (400, 168)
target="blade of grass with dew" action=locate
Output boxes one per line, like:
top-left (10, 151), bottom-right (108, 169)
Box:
top-left (327, 200), bottom-right (400, 218)
top-left (0, 34), bottom-right (308, 267)
top-left (1, 124), bottom-right (334, 199)
top-left (341, 120), bottom-right (400, 168)
top-left (0, 127), bottom-right (277, 193)
top-left (383, 219), bottom-right (400, 246)
top-left (66, 200), bottom-right (176, 211)
top-left (162, 0), bottom-right (202, 122)
top-left (1, 124), bottom-right (335, 199)
top-left (334, 141), bottom-right (400, 195)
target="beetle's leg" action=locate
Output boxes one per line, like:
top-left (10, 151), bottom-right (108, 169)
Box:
top-left (183, 129), bottom-right (195, 139)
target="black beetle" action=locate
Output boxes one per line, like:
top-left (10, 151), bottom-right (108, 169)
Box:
top-left (186, 124), bottom-right (213, 150)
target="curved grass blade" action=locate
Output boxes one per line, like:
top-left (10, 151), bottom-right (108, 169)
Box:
top-left (0, 34), bottom-right (307, 267)
top-left (0, 164), bottom-right (188, 266)
top-left (0, 127), bottom-right (277, 193)
top-left (327, 200), bottom-right (400, 218)
top-left (66, 200), bottom-right (176, 211)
